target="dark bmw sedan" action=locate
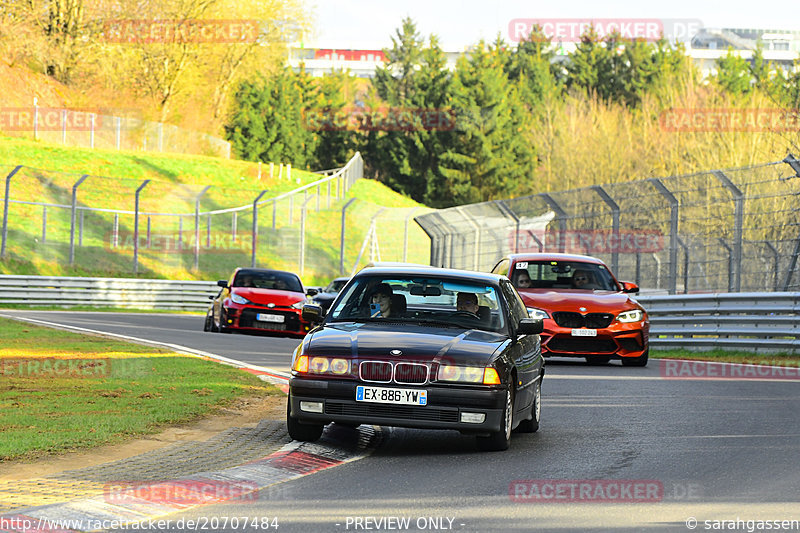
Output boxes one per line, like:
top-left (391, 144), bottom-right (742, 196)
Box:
top-left (287, 266), bottom-right (545, 451)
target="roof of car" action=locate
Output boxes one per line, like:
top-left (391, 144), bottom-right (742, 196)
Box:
top-left (234, 267), bottom-right (300, 276)
top-left (506, 253), bottom-right (606, 264)
top-left (353, 265), bottom-right (505, 284)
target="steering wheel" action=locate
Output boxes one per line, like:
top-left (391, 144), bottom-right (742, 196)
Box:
top-left (452, 310), bottom-right (479, 319)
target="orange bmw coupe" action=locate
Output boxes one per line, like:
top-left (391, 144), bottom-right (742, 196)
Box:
top-left (491, 253), bottom-right (649, 366)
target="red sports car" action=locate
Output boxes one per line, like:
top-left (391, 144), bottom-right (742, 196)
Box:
top-left (491, 253), bottom-right (649, 366)
top-left (204, 268), bottom-right (317, 337)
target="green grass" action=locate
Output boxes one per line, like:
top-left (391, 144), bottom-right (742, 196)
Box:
top-left (0, 137), bottom-right (431, 286)
top-left (651, 349), bottom-right (800, 366)
top-left (0, 320), bottom-right (279, 460)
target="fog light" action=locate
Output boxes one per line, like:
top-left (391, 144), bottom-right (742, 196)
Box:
top-left (300, 401), bottom-right (323, 413)
top-left (460, 412), bottom-right (485, 424)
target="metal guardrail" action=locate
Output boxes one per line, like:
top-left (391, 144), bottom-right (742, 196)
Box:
top-left (1, 275), bottom-right (799, 353)
top-left (0, 275), bottom-right (218, 311)
top-left (636, 292), bottom-right (800, 353)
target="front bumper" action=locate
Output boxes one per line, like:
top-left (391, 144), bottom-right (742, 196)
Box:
top-left (222, 305), bottom-right (309, 336)
top-left (541, 320), bottom-right (649, 358)
top-left (289, 377), bottom-right (507, 434)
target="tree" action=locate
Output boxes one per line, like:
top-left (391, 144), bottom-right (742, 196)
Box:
top-left (714, 49), bottom-right (753, 95)
top-left (438, 40), bottom-right (537, 205)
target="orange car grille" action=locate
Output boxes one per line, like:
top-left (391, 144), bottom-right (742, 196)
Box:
top-left (552, 312), bottom-right (614, 328)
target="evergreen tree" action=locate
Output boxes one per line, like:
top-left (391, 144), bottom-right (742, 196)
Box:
top-left (439, 40), bottom-right (537, 205)
top-left (715, 49), bottom-right (753, 95)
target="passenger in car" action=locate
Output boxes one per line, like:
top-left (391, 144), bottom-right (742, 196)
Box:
top-left (456, 292), bottom-right (480, 317)
top-left (572, 269), bottom-right (599, 289)
top-left (514, 270), bottom-right (532, 289)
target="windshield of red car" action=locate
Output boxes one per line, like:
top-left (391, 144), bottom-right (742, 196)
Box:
top-left (233, 271), bottom-right (303, 292)
top-left (512, 261), bottom-right (618, 291)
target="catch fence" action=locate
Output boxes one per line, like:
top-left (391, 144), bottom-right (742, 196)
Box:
top-left (415, 155), bottom-right (800, 294)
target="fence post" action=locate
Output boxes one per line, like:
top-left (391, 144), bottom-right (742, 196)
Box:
top-left (41, 206), bottom-right (47, 243)
top-left (251, 190), bottom-right (268, 268)
top-left (272, 199), bottom-right (277, 230)
top-left (713, 171), bottom-right (743, 292)
top-left (340, 198), bottom-right (357, 275)
top-left (113, 213), bottom-right (119, 247)
top-left (69, 174), bottom-right (89, 265)
top-left (133, 180), bottom-right (150, 274)
top-left (1, 165), bottom-right (22, 259)
top-left (496, 200), bottom-right (520, 253)
top-left (232, 212), bottom-right (237, 243)
top-left (299, 195), bottom-right (316, 276)
top-left (539, 194), bottom-right (568, 253)
top-left (403, 207), bottom-right (419, 263)
top-left (649, 178), bottom-right (679, 295)
top-left (765, 241), bottom-right (779, 292)
top-left (676, 236), bottom-right (689, 294)
top-left (194, 186), bottom-right (210, 270)
top-left (719, 238), bottom-right (734, 292)
top-left (592, 185), bottom-right (620, 274)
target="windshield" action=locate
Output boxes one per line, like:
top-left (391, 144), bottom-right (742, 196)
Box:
top-left (328, 275), bottom-right (505, 332)
top-left (326, 279), bottom-right (349, 293)
top-left (511, 261), bottom-right (619, 291)
top-left (233, 271), bottom-right (303, 292)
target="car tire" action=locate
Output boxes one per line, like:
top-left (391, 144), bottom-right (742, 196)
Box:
top-left (476, 386), bottom-right (513, 452)
top-left (621, 349), bottom-right (648, 367)
top-left (516, 380), bottom-right (540, 433)
top-left (286, 396), bottom-right (324, 442)
top-left (585, 356), bottom-right (611, 365)
top-left (203, 315), bottom-right (212, 332)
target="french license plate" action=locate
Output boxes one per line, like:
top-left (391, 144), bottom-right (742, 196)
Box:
top-left (256, 313), bottom-right (284, 323)
top-left (571, 328), bottom-right (597, 337)
top-left (356, 386), bottom-right (427, 406)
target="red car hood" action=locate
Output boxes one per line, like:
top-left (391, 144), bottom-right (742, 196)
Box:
top-left (518, 289), bottom-right (642, 313)
top-left (231, 288), bottom-right (305, 306)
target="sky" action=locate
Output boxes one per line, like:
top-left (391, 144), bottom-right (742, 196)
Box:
top-left (307, 0), bottom-right (800, 50)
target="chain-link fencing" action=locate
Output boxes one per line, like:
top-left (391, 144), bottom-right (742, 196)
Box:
top-left (0, 153), bottom-right (407, 284)
top-left (1, 106), bottom-right (231, 158)
top-left (415, 155), bottom-right (800, 294)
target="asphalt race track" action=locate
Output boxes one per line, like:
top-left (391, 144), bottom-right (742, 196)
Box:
top-left (9, 311), bottom-right (800, 532)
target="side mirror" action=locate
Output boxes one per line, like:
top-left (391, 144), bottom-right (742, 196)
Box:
top-left (517, 318), bottom-right (544, 336)
top-left (620, 281), bottom-right (639, 293)
top-left (217, 280), bottom-right (228, 288)
top-left (208, 295), bottom-right (215, 300)
top-left (306, 288), bottom-right (319, 296)
top-left (302, 303), bottom-right (324, 323)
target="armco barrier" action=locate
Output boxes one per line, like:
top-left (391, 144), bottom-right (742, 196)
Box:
top-left (0, 275), bottom-right (218, 311)
top-left (1, 275), bottom-right (799, 353)
top-left (636, 292), bottom-right (800, 353)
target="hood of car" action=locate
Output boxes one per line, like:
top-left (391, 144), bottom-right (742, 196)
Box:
top-left (304, 322), bottom-right (507, 365)
top-left (518, 289), bottom-right (642, 313)
top-left (231, 288), bottom-right (304, 306)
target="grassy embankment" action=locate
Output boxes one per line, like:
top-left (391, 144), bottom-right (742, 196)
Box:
top-left (0, 320), bottom-right (279, 460)
top-left (0, 136), bottom-right (430, 285)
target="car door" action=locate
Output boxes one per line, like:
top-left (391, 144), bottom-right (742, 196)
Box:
top-left (500, 279), bottom-right (541, 416)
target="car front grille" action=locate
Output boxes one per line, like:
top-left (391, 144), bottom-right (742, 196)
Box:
top-left (618, 338), bottom-right (643, 352)
top-left (325, 401), bottom-right (458, 422)
top-left (546, 337), bottom-right (618, 354)
top-left (552, 312), bottom-right (614, 328)
top-left (238, 309), bottom-right (301, 332)
top-left (359, 361), bottom-right (429, 384)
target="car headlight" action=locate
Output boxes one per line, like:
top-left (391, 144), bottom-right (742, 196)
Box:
top-left (230, 293), bottom-right (250, 305)
top-left (292, 355), bottom-right (351, 376)
top-left (527, 307), bottom-right (550, 320)
top-left (617, 309), bottom-right (644, 323)
top-left (437, 365), bottom-right (500, 385)
top-left (291, 299), bottom-right (307, 309)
